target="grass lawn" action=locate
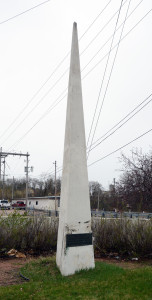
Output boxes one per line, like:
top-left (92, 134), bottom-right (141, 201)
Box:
top-left (0, 257), bottom-right (152, 300)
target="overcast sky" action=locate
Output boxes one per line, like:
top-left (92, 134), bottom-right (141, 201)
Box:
top-left (0, 0), bottom-right (152, 189)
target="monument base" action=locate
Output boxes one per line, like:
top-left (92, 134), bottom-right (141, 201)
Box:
top-left (56, 245), bottom-right (95, 276)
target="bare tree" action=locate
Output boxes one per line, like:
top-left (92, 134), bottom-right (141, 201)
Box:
top-left (116, 149), bottom-right (152, 212)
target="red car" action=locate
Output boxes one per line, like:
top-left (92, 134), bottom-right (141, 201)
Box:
top-left (12, 201), bottom-right (26, 210)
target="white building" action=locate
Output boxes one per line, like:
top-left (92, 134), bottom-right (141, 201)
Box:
top-left (12, 196), bottom-right (60, 211)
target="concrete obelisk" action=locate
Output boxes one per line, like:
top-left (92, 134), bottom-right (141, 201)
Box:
top-left (56, 22), bottom-right (95, 276)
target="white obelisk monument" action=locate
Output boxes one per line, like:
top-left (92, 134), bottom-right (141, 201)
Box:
top-left (56, 22), bottom-right (95, 276)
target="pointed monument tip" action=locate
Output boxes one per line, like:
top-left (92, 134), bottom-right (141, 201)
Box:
top-left (73, 22), bottom-right (77, 28)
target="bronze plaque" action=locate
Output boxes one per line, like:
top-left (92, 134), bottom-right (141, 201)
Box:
top-left (66, 233), bottom-right (92, 248)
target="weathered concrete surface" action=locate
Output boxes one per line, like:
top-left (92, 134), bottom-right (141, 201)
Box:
top-left (56, 22), bottom-right (94, 276)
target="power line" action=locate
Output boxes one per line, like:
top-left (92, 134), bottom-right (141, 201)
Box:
top-left (30, 172), bottom-right (49, 179)
top-left (1, 0), bottom-right (143, 146)
top-left (5, 5), bottom-right (123, 147)
top-left (46, 164), bottom-right (54, 174)
top-left (88, 127), bottom-right (152, 167)
top-left (89, 94), bottom-right (152, 152)
top-left (81, 0), bottom-right (143, 74)
top-left (8, 92), bottom-right (152, 177)
top-left (49, 166), bottom-right (63, 176)
top-left (0, 2), bottom-right (121, 145)
top-left (21, 93), bottom-right (152, 178)
top-left (79, 0), bottom-right (113, 41)
top-left (80, 0), bottom-right (128, 56)
top-left (0, 56), bottom-right (69, 142)
top-left (7, 7), bottom-right (152, 151)
top-left (1, 69), bottom-right (69, 146)
top-left (33, 94), bottom-right (152, 176)
top-left (91, 93), bottom-right (152, 147)
top-left (0, 0), bottom-right (53, 25)
top-left (30, 165), bottom-right (63, 179)
top-left (83, 6), bottom-right (152, 81)
top-left (1, 0), bottom-right (142, 145)
top-left (7, 91), bottom-right (67, 151)
top-left (87, 0), bottom-right (132, 156)
top-left (82, 5), bottom-right (145, 152)
top-left (0, 0), bottom-right (112, 141)
top-left (87, 0), bottom-right (125, 152)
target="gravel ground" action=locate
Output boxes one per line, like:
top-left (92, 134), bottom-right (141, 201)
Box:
top-left (0, 258), bottom-right (29, 286)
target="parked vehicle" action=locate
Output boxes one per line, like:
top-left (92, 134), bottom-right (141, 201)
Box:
top-left (0, 199), bottom-right (11, 209)
top-left (12, 201), bottom-right (26, 210)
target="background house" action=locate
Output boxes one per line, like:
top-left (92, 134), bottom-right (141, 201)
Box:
top-left (12, 196), bottom-right (60, 211)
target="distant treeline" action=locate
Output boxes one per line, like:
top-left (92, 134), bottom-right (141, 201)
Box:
top-left (0, 148), bottom-right (152, 212)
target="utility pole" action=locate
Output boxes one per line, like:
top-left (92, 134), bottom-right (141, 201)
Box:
top-left (0, 147), bottom-right (2, 198)
top-left (24, 155), bottom-right (33, 211)
top-left (54, 160), bottom-right (57, 215)
top-left (2, 157), bottom-right (6, 199)
top-left (97, 188), bottom-right (100, 211)
top-left (113, 178), bottom-right (116, 190)
top-left (12, 176), bottom-right (14, 200)
top-left (0, 150), bottom-right (30, 201)
top-left (0, 147), bottom-right (2, 181)
top-left (113, 178), bottom-right (116, 211)
top-left (25, 153), bottom-right (29, 211)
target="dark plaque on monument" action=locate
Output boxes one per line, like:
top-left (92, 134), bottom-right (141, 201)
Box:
top-left (66, 233), bottom-right (92, 248)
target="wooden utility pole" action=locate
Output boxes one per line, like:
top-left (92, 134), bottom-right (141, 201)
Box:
top-left (0, 147), bottom-right (2, 181)
top-left (0, 147), bottom-right (2, 198)
top-left (25, 153), bottom-right (29, 211)
top-left (12, 176), bottom-right (14, 200)
top-left (0, 150), bottom-right (30, 202)
top-left (97, 189), bottom-right (100, 211)
top-left (54, 160), bottom-right (57, 214)
top-left (2, 157), bottom-right (6, 199)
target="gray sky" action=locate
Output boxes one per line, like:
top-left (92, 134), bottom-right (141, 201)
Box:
top-left (0, 0), bottom-right (152, 189)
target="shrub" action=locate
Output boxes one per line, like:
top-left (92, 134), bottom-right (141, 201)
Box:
top-left (0, 212), bottom-right (58, 253)
top-left (93, 218), bottom-right (152, 258)
top-left (1, 213), bottom-right (152, 259)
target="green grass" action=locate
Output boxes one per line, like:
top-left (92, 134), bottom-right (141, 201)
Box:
top-left (0, 257), bottom-right (152, 299)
